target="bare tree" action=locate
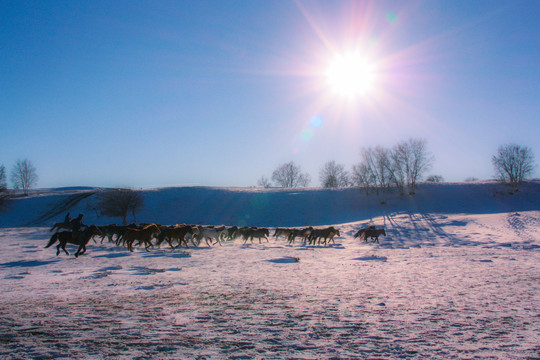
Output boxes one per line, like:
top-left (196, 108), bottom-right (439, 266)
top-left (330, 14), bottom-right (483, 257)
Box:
top-left (320, 161), bottom-right (349, 188)
top-left (96, 189), bottom-right (145, 225)
top-left (0, 165), bottom-right (6, 192)
top-left (407, 138), bottom-right (433, 194)
top-left (492, 144), bottom-right (535, 191)
top-left (271, 161), bottom-right (311, 188)
top-left (0, 165), bottom-right (9, 210)
top-left (351, 163), bottom-right (375, 194)
top-left (389, 143), bottom-right (408, 195)
top-left (10, 159), bottom-right (38, 196)
top-left (257, 176), bottom-right (272, 188)
top-left (297, 173), bottom-right (311, 187)
top-left (390, 138), bottom-right (433, 194)
top-left (355, 139), bottom-right (433, 195)
top-left (359, 147), bottom-right (393, 194)
top-left (426, 175), bottom-right (444, 182)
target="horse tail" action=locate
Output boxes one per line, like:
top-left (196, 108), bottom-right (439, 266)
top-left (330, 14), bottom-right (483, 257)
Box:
top-left (354, 229), bottom-right (365, 239)
top-left (45, 233), bottom-right (58, 248)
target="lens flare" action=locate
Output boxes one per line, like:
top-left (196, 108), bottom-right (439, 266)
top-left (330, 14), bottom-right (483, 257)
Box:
top-left (386, 12), bottom-right (398, 23)
top-left (301, 128), bottom-right (314, 142)
top-left (310, 115), bottom-right (323, 128)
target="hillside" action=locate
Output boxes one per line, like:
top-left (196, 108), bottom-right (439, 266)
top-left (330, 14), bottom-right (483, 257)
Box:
top-left (0, 181), bottom-right (539, 228)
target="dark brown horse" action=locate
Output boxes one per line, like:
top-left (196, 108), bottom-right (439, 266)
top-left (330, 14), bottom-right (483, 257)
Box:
top-left (273, 228), bottom-right (294, 240)
top-left (355, 227), bottom-right (386, 243)
top-left (155, 225), bottom-right (194, 249)
top-left (45, 225), bottom-right (102, 257)
top-left (288, 227), bottom-right (313, 244)
top-left (241, 227), bottom-right (270, 244)
top-left (123, 224), bottom-right (161, 252)
top-left (309, 227), bottom-right (341, 246)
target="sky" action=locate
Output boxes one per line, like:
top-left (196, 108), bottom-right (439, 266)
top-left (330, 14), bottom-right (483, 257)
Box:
top-left (1, 0), bottom-right (539, 189)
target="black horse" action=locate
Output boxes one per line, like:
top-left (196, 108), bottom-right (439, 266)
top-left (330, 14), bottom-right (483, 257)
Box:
top-left (46, 225), bottom-right (102, 257)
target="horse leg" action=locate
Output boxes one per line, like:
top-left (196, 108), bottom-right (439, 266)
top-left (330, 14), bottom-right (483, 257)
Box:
top-left (287, 235), bottom-right (294, 245)
top-left (58, 241), bottom-right (69, 256)
top-left (186, 234), bottom-right (197, 246)
top-left (75, 245), bottom-right (83, 257)
top-left (181, 237), bottom-right (189, 248)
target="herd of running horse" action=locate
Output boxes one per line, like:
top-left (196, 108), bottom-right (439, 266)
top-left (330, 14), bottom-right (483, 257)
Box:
top-left (45, 214), bottom-right (386, 257)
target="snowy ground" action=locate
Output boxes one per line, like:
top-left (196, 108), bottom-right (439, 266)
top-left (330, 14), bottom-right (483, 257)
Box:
top-left (1, 207), bottom-right (539, 359)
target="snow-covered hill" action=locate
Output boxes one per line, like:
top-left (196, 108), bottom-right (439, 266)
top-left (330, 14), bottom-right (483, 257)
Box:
top-left (2, 180), bottom-right (540, 228)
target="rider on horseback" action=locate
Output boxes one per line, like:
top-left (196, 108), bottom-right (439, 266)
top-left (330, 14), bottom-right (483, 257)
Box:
top-left (71, 213), bottom-right (84, 241)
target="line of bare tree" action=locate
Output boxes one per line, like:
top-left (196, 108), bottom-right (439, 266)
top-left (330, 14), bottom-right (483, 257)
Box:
top-left (0, 165), bottom-right (8, 210)
top-left (259, 138), bottom-right (435, 195)
top-left (0, 159), bottom-right (39, 208)
top-left (258, 139), bottom-right (536, 195)
top-left (492, 143), bottom-right (535, 192)
top-left (258, 161), bottom-right (312, 188)
top-left (352, 138), bottom-right (434, 195)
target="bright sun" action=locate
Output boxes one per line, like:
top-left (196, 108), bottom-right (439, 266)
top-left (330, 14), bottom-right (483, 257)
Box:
top-left (326, 52), bottom-right (376, 98)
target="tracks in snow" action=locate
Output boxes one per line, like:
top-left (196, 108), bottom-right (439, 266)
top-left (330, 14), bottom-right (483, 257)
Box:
top-left (24, 191), bottom-right (98, 227)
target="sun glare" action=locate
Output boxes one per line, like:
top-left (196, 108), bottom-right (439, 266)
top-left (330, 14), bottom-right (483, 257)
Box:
top-left (326, 52), bottom-right (376, 98)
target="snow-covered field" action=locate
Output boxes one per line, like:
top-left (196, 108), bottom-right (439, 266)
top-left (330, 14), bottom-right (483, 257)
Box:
top-left (0, 182), bottom-right (539, 359)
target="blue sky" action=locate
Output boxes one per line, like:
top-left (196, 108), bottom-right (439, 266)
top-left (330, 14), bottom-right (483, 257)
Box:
top-left (1, 0), bottom-right (539, 188)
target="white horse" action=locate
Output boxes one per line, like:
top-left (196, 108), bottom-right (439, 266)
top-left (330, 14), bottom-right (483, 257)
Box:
top-left (192, 226), bottom-right (226, 246)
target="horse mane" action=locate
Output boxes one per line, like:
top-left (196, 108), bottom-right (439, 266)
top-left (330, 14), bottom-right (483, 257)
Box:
top-left (142, 223), bottom-right (159, 230)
